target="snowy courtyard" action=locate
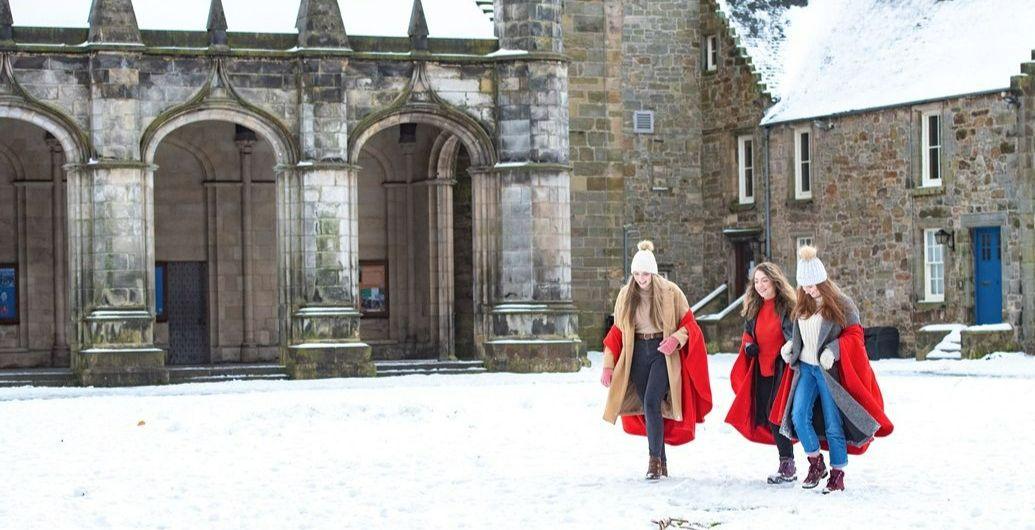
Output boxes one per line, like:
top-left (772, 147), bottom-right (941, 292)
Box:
top-left (2, 352), bottom-right (1034, 530)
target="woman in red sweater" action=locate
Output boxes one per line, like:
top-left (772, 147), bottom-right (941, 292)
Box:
top-left (725, 262), bottom-right (798, 484)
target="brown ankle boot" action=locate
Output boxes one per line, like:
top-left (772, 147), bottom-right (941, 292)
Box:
top-left (646, 457), bottom-right (663, 480)
top-left (661, 459), bottom-right (668, 477)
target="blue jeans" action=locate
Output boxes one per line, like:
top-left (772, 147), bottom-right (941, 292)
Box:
top-left (791, 363), bottom-right (848, 468)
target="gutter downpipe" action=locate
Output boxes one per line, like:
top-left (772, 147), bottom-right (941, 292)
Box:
top-left (763, 124), bottom-right (772, 259)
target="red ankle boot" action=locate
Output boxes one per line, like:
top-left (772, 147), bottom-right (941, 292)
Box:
top-left (802, 454), bottom-right (828, 489)
top-left (822, 468), bottom-right (845, 494)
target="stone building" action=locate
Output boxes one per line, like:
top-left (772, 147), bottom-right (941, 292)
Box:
top-left (562, 0), bottom-right (1035, 356)
top-left (0, 0), bottom-right (582, 385)
top-left (2, 0), bottom-right (1032, 388)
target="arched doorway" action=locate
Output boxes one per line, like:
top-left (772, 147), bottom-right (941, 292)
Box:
top-left (142, 107), bottom-right (296, 366)
top-left (0, 118), bottom-right (73, 367)
top-left (350, 111), bottom-right (495, 361)
top-left (149, 121), bottom-right (279, 364)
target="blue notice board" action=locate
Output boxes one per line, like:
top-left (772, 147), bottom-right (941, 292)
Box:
top-left (0, 265), bottom-right (16, 323)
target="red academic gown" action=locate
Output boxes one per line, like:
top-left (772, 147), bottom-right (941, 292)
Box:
top-left (603, 310), bottom-right (712, 445)
top-left (725, 331), bottom-right (782, 445)
top-left (769, 324), bottom-right (894, 454)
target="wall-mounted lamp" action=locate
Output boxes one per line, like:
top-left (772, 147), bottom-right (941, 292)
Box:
top-left (934, 228), bottom-right (955, 251)
top-left (1001, 90), bottom-right (1020, 108)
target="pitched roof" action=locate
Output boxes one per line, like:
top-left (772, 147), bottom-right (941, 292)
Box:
top-left (717, 0), bottom-right (1035, 125)
top-left (7, 0), bottom-right (494, 39)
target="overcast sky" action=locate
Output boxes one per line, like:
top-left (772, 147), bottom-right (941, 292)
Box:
top-left (8, 0), bottom-right (495, 39)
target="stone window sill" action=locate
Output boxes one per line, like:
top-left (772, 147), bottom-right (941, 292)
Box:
top-left (916, 300), bottom-right (947, 310)
top-left (786, 197), bottom-right (814, 208)
top-left (729, 199), bottom-right (756, 213)
top-left (912, 185), bottom-right (945, 197)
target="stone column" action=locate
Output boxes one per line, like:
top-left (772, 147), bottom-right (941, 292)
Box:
top-left (401, 143), bottom-right (418, 340)
top-left (383, 181), bottom-right (407, 342)
top-left (424, 177), bottom-right (456, 360)
top-left (282, 162), bottom-right (374, 378)
top-left (236, 134), bottom-right (257, 360)
top-left (1010, 71), bottom-right (1035, 351)
top-left (69, 161), bottom-right (166, 386)
top-left (469, 166), bottom-right (499, 354)
top-left (485, 0), bottom-right (583, 372)
top-left (46, 133), bottom-right (69, 365)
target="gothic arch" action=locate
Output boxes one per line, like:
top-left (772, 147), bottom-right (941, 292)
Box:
top-left (348, 109), bottom-right (495, 170)
top-left (141, 104), bottom-right (298, 167)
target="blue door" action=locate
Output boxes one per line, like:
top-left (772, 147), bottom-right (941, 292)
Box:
top-left (973, 227), bottom-right (1002, 324)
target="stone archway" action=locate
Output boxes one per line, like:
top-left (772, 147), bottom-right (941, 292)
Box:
top-left (0, 99), bottom-right (90, 370)
top-left (350, 110), bottom-right (496, 361)
top-left (141, 107), bottom-right (297, 366)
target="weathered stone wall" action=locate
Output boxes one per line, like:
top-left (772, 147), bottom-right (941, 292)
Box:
top-left (766, 93), bottom-right (1024, 354)
top-left (564, 0), bottom-right (626, 346)
top-left (699, 0), bottom-right (771, 301)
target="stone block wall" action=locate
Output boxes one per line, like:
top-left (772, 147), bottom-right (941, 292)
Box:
top-left (766, 93), bottom-right (1024, 352)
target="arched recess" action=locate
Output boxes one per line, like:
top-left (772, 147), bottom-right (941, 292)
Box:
top-left (350, 106), bottom-right (496, 360)
top-left (139, 98), bottom-right (298, 364)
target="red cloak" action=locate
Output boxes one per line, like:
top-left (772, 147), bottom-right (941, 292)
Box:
top-left (603, 310), bottom-right (712, 445)
top-left (724, 332), bottom-right (778, 445)
top-left (769, 324), bottom-right (894, 454)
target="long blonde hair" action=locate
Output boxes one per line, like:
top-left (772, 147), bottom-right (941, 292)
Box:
top-left (740, 262), bottom-right (796, 320)
top-left (621, 274), bottom-right (666, 330)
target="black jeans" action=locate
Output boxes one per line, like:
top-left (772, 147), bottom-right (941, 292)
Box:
top-left (630, 338), bottom-right (669, 460)
top-left (754, 371), bottom-right (794, 459)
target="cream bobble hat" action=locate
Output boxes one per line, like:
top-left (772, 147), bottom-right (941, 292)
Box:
top-left (630, 240), bottom-right (659, 275)
top-left (796, 245), bottom-right (828, 286)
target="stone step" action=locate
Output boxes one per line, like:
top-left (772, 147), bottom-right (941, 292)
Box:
top-left (374, 359), bottom-right (486, 377)
top-left (0, 368), bottom-right (76, 388)
top-left (166, 363), bottom-right (289, 384)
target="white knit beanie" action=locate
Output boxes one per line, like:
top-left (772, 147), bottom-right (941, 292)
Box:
top-left (630, 240), bottom-right (659, 275)
top-left (796, 245), bottom-right (828, 286)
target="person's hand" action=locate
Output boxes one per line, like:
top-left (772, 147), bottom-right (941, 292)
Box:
top-left (744, 342), bottom-right (759, 358)
top-left (658, 336), bottom-right (679, 356)
top-left (780, 341), bottom-right (793, 363)
top-left (601, 367), bottom-right (613, 387)
top-left (820, 349), bottom-right (835, 370)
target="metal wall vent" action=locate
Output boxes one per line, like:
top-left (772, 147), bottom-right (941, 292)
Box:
top-left (633, 110), bottom-right (654, 134)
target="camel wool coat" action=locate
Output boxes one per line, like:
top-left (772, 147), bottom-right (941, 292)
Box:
top-left (602, 276), bottom-right (692, 423)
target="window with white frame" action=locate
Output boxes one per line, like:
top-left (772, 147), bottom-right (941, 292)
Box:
top-left (794, 128), bottom-right (812, 200)
top-left (796, 236), bottom-right (814, 250)
top-left (738, 135), bottom-right (754, 204)
top-left (923, 229), bottom-right (945, 302)
top-left (705, 35), bottom-right (718, 71)
top-left (921, 111), bottom-right (942, 187)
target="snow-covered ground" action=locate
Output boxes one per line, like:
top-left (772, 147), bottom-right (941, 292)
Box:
top-left (2, 352), bottom-right (1034, 529)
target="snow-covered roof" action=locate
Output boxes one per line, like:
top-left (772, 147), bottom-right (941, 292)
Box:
top-left (7, 0), bottom-right (495, 39)
top-left (717, 0), bottom-right (1035, 125)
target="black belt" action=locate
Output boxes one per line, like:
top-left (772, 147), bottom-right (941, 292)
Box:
top-left (635, 332), bottom-right (663, 340)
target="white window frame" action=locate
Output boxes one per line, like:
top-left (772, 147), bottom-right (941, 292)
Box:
top-left (923, 228), bottom-right (945, 302)
top-left (796, 236), bottom-right (814, 250)
top-left (737, 135), bottom-right (754, 204)
top-left (705, 35), bottom-right (718, 71)
top-left (921, 111), bottom-right (942, 187)
top-left (794, 128), bottom-right (813, 200)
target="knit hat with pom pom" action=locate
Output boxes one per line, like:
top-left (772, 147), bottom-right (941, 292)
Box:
top-left (630, 240), bottom-right (659, 275)
top-left (796, 245), bottom-right (828, 286)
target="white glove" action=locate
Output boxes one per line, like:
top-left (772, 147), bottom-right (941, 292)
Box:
top-left (780, 341), bottom-right (793, 363)
top-left (820, 348), bottom-right (835, 370)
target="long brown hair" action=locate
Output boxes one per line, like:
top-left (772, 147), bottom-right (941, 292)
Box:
top-left (792, 279), bottom-right (848, 327)
top-left (741, 262), bottom-right (796, 320)
top-left (622, 274), bottom-right (665, 330)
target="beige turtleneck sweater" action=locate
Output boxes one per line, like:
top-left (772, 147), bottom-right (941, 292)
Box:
top-left (633, 289), bottom-right (689, 346)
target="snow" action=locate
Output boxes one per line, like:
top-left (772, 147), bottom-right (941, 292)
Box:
top-left (8, 0), bottom-right (495, 39)
top-left (712, 0), bottom-right (1035, 125)
top-left (966, 322), bottom-right (1013, 332)
top-left (3, 352), bottom-right (1035, 529)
